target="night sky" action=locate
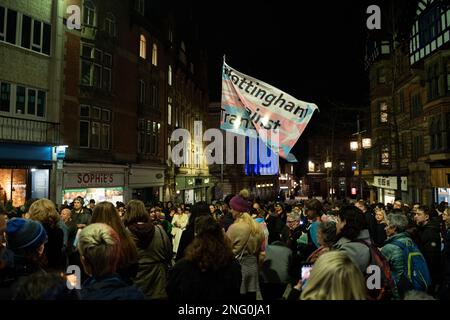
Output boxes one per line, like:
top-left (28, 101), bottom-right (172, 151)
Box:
top-left (191, 0), bottom-right (388, 168)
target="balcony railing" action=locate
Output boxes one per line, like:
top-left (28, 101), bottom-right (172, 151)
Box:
top-left (0, 115), bottom-right (60, 145)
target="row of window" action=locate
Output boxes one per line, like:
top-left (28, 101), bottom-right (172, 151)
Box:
top-left (0, 5), bottom-right (51, 55)
top-left (80, 44), bottom-right (112, 90)
top-left (0, 81), bottom-right (46, 118)
top-left (138, 119), bottom-right (160, 156)
top-left (79, 105), bottom-right (111, 149)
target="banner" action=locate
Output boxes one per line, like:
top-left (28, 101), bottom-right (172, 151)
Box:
top-left (220, 61), bottom-right (318, 161)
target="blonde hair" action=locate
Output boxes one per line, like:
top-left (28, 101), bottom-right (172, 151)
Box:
top-left (28, 199), bottom-right (60, 228)
top-left (78, 223), bottom-right (120, 277)
top-left (234, 212), bottom-right (262, 236)
top-left (300, 251), bottom-right (367, 300)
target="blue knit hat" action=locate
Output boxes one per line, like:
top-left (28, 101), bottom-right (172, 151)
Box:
top-left (6, 218), bottom-right (47, 252)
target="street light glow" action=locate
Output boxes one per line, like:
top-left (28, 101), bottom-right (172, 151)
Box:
top-left (350, 141), bottom-right (358, 151)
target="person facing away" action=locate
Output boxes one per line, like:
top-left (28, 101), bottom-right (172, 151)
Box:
top-left (28, 199), bottom-right (66, 272)
top-left (123, 200), bottom-right (172, 300)
top-left (226, 193), bottom-right (265, 300)
top-left (290, 251), bottom-right (367, 300)
top-left (91, 202), bottom-right (138, 284)
top-left (381, 213), bottom-right (430, 299)
top-left (77, 223), bottom-right (144, 300)
top-left (0, 218), bottom-right (48, 299)
top-left (167, 215), bottom-right (241, 300)
top-left (333, 205), bottom-right (371, 274)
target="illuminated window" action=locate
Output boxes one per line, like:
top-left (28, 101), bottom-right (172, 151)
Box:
top-left (379, 102), bottom-right (388, 123)
top-left (152, 43), bottom-right (158, 66)
top-left (139, 34), bottom-right (146, 59)
top-left (83, 0), bottom-right (95, 26)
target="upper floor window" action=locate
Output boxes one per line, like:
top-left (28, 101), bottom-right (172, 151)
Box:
top-left (139, 80), bottom-right (146, 104)
top-left (79, 105), bottom-right (111, 149)
top-left (139, 34), bottom-right (146, 59)
top-left (411, 92), bottom-right (423, 118)
top-left (427, 62), bottom-right (441, 100)
top-left (412, 135), bottom-right (424, 160)
top-left (0, 6), bottom-right (51, 55)
top-left (380, 144), bottom-right (390, 167)
top-left (379, 102), bottom-right (388, 123)
top-left (138, 119), bottom-right (160, 156)
top-left (0, 81), bottom-right (46, 119)
top-left (168, 65), bottom-right (172, 86)
top-left (377, 68), bottom-right (386, 84)
top-left (104, 13), bottom-right (116, 37)
top-left (80, 45), bottom-right (112, 90)
top-left (419, 4), bottom-right (441, 47)
top-left (151, 85), bottom-right (158, 109)
top-left (136, 0), bottom-right (145, 15)
top-left (83, 0), bottom-right (96, 27)
top-left (430, 115), bottom-right (443, 152)
top-left (152, 43), bottom-right (158, 66)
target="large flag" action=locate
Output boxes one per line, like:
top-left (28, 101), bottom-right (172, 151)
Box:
top-left (220, 61), bottom-right (318, 161)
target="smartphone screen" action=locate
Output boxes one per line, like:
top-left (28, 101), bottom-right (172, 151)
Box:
top-left (301, 265), bottom-right (312, 281)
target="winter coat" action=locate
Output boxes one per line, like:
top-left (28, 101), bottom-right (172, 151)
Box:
top-left (372, 222), bottom-right (387, 248)
top-left (80, 273), bottom-right (145, 300)
top-left (166, 258), bottom-right (242, 301)
top-left (128, 223), bottom-right (172, 300)
top-left (416, 218), bottom-right (442, 287)
top-left (381, 232), bottom-right (415, 298)
top-left (42, 223), bottom-right (66, 271)
top-left (334, 229), bottom-right (371, 273)
top-left (266, 215), bottom-right (286, 244)
top-left (260, 241), bottom-right (293, 284)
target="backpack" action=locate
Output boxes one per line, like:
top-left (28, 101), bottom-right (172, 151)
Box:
top-left (356, 240), bottom-right (395, 300)
top-left (390, 239), bottom-right (431, 293)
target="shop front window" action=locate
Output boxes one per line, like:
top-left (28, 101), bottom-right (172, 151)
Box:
top-left (0, 169), bottom-right (27, 207)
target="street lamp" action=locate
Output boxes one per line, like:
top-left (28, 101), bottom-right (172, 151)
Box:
top-left (350, 115), bottom-right (372, 200)
top-left (324, 160), bottom-right (332, 201)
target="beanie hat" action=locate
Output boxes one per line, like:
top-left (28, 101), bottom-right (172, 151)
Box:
top-left (6, 218), bottom-right (47, 252)
top-left (229, 195), bottom-right (250, 213)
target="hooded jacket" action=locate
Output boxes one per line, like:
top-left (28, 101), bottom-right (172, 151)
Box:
top-left (334, 229), bottom-right (371, 273)
top-left (128, 223), bottom-right (172, 300)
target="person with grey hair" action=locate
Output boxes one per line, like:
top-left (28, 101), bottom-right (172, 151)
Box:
top-left (306, 221), bottom-right (336, 264)
top-left (381, 213), bottom-right (430, 299)
top-left (77, 223), bottom-right (144, 300)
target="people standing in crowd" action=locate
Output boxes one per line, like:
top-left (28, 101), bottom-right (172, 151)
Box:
top-left (289, 251), bottom-right (367, 300)
top-left (266, 202), bottom-right (287, 245)
top-left (306, 221), bottom-right (336, 264)
top-left (175, 202), bottom-right (210, 261)
top-left (88, 199), bottom-right (96, 214)
top-left (226, 193), bottom-right (265, 300)
top-left (123, 200), bottom-right (172, 300)
top-left (297, 199), bottom-right (323, 261)
top-left (171, 207), bottom-right (189, 256)
top-left (333, 205), bottom-right (371, 273)
top-left (355, 200), bottom-right (377, 243)
top-left (0, 218), bottom-right (47, 299)
top-left (439, 206), bottom-right (450, 300)
top-left (381, 213), bottom-right (431, 299)
top-left (59, 207), bottom-right (72, 250)
top-left (220, 194), bottom-right (235, 232)
top-left (77, 223), bottom-right (144, 300)
top-left (28, 199), bottom-right (66, 271)
top-left (91, 202), bottom-right (138, 284)
top-left (372, 204), bottom-right (388, 247)
top-left (414, 206), bottom-right (442, 292)
top-left (259, 231), bottom-right (293, 300)
top-left (167, 215), bottom-right (241, 300)
top-left (116, 202), bottom-right (126, 218)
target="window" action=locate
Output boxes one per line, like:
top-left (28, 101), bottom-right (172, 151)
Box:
top-left (6, 8), bottom-right (16, 44)
top-left (380, 144), bottom-right (390, 167)
top-left (379, 102), bottom-right (388, 123)
top-left (136, 0), bottom-right (145, 15)
top-left (411, 92), bottom-right (422, 118)
top-left (419, 4), bottom-right (441, 47)
top-left (0, 6), bottom-right (5, 41)
top-left (139, 34), bottom-right (146, 59)
top-left (430, 116), bottom-right (443, 152)
top-left (0, 82), bottom-right (11, 112)
top-left (168, 65), bottom-right (172, 86)
top-left (377, 68), bottom-right (386, 84)
top-left (16, 86), bottom-right (25, 114)
top-left (168, 97), bottom-right (172, 125)
top-left (138, 119), bottom-right (160, 156)
top-left (139, 80), bottom-right (146, 104)
top-left (83, 0), bottom-right (96, 26)
top-left (79, 105), bottom-right (111, 149)
top-left (427, 62), bottom-right (441, 100)
top-left (412, 135), bottom-right (424, 160)
top-left (11, 85), bottom-right (46, 118)
top-left (151, 85), bottom-right (158, 109)
top-left (152, 43), bottom-right (158, 66)
top-left (80, 44), bottom-right (112, 91)
top-left (104, 13), bottom-right (116, 37)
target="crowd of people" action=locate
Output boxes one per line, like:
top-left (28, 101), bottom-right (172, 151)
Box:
top-left (0, 191), bottom-right (449, 301)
